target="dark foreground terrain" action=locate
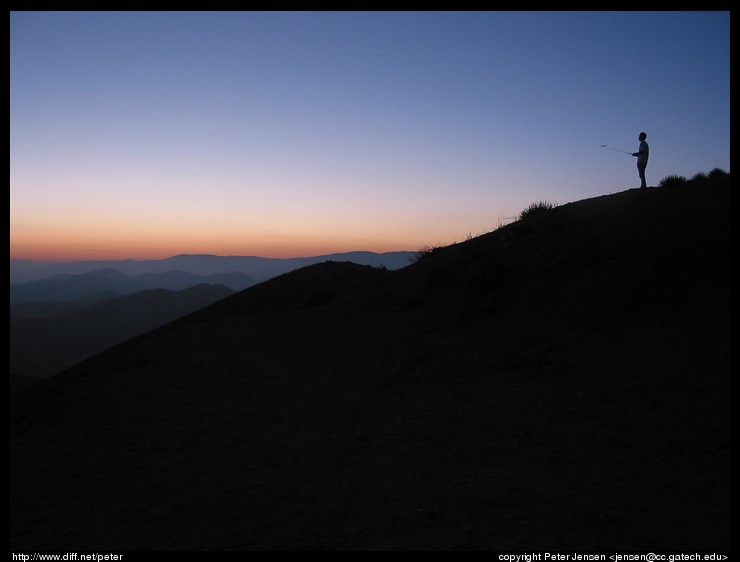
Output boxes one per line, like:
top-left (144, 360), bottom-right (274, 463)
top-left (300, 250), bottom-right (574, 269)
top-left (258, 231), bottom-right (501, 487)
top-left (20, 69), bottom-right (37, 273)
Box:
top-left (10, 178), bottom-right (730, 551)
top-left (10, 284), bottom-right (235, 378)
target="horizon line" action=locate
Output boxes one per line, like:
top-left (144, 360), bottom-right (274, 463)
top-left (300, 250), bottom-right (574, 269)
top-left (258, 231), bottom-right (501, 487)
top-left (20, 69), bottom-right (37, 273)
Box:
top-left (9, 248), bottom-right (419, 265)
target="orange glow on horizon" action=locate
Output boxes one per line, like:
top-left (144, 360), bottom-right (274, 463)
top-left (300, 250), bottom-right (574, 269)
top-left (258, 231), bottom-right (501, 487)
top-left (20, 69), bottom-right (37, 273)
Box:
top-left (9, 209), bottom-right (460, 262)
top-left (9, 227), bottom-right (421, 263)
top-left (10, 242), bottom-right (419, 263)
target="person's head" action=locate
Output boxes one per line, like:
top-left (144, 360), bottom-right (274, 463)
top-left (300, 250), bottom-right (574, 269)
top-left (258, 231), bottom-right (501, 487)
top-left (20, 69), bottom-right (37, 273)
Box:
top-left (639, 132), bottom-right (647, 141)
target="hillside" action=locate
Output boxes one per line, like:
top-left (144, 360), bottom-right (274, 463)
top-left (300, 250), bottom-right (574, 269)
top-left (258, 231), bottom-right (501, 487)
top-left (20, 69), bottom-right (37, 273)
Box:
top-left (9, 284), bottom-right (235, 379)
top-left (9, 290), bottom-right (124, 319)
top-left (9, 268), bottom-right (255, 305)
top-left (10, 178), bottom-right (730, 551)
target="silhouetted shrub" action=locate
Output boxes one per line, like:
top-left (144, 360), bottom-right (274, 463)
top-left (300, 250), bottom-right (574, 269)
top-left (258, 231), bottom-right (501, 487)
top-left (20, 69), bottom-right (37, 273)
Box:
top-left (410, 243), bottom-right (447, 263)
top-left (519, 200), bottom-right (556, 220)
top-left (659, 169), bottom-right (728, 187)
top-left (708, 168), bottom-right (728, 178)
top-left (659, 175), bottom-right (688, 187)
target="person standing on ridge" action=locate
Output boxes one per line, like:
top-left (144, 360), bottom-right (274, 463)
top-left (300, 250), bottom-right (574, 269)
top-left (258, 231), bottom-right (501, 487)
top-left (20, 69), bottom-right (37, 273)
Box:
top-left (632, 132), bottom-right (649, 188)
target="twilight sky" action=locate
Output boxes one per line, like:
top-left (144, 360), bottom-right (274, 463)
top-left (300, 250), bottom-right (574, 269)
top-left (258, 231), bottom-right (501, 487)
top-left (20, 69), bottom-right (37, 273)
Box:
top-left (10, 11), bottom-right (730, 262)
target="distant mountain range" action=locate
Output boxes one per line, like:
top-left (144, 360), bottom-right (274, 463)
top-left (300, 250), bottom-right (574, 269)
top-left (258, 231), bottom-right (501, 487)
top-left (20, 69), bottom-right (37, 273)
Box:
top-left (10, 283), bottom-right (235, 378)
top-left (9, 267), bottom-right (256, 306)
top-left (10, 251), bottom-right (414, 284)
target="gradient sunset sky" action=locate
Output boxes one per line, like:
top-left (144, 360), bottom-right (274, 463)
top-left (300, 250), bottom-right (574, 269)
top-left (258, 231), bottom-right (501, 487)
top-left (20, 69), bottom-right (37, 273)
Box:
top-left (10, 11), bottom-right (730, 262)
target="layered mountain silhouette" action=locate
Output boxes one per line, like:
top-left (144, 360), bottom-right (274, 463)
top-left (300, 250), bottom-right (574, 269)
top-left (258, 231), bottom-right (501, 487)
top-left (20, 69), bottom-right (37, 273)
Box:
top-left (9, 268), bottom-right (256, 306)
top-left (10, 251), bottom-right (415, 285)
top-left (10, 178), bottom-right (729, 551)
top-left (10, 284), bottom-right (234, 378)
top-left (10, 289), bottom-right (125, 319)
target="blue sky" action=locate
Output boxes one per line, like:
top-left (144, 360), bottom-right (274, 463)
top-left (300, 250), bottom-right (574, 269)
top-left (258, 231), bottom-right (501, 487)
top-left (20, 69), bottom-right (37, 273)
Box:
top-left (10, 11), bottom-right (730, 261)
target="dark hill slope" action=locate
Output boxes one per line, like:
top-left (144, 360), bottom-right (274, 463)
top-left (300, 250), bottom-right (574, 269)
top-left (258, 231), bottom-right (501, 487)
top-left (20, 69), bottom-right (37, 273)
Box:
top-left (10, 284), bottom-right (235, 378)
top-left (10, 179), bottom-right (729, 551)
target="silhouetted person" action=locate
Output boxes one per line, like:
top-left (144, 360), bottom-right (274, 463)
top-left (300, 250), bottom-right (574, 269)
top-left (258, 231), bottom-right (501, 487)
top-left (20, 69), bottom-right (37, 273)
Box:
top-left (632, 132), bottom-right (649, 188)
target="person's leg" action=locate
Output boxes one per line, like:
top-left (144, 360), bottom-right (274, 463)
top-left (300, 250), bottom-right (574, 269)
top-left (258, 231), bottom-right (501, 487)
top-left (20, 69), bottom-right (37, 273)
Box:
top-left (638, 164), bottom-right (647, 188)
